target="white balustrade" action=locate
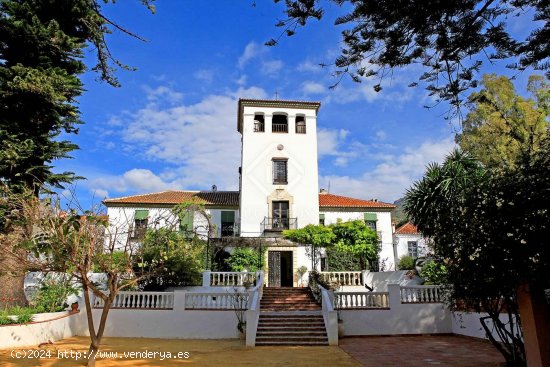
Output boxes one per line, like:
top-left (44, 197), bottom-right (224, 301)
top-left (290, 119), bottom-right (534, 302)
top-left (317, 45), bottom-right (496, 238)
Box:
top-left (93, 291), bottom-right (174, 309)
top-left (400, 285), bottom-right (444, 303)
top-left (209, 271), bottom-right (256, 286)
top-left (184, 292), bottom-right (249, 310)
top-left (335, 292), bottom-right (389, 309)
top-left (320, 271), bottom-right (363, 286)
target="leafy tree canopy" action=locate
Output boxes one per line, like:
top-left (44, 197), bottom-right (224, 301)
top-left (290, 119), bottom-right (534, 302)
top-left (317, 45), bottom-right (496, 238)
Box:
top-left (0, 0), bottom-right (154, 193)
top-left (457, 74), bottom-right (549, 168)
top-left (271, 0), bottom-right (549, 112)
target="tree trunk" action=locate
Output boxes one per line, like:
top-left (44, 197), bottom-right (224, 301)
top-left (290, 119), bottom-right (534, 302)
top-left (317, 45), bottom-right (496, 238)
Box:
top-left (0, 245), bottom-right (28, 308)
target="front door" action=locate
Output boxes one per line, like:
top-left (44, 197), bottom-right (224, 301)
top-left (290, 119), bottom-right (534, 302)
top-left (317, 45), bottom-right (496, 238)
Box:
top-left (268, 251), bottom-right (293, 287)
top-left (272, 201), bottom-right (289, 229)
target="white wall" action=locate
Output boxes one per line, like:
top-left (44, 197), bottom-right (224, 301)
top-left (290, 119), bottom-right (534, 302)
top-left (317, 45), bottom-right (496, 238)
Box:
top-left (240, 105), bottom-right (319, 236)
top-left (320, 210), bottom-right (394, 270)
top-left (394, 233), bottom-right (429, 267)
top-left (105, 206), bottom-right (240, 247)
top-left (340, 284), bottom-right (452, 336)
top-left (451, 311), bottom-right (519, 341)
top-left (0, 312), bottom-right (81, 349)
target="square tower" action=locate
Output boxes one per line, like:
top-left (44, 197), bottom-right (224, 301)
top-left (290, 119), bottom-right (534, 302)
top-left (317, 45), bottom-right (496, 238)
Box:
top-left (237, 99), bottom-right (321, 237)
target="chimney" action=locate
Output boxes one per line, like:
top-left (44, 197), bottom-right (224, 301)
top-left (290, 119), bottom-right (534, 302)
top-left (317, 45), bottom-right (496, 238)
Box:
top-left (320, 188), bottom-right (328, 194)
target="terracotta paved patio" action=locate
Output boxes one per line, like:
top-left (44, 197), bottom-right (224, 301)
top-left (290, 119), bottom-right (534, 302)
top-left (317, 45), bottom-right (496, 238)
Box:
top-left (339, 335), bottom-right (506, 367)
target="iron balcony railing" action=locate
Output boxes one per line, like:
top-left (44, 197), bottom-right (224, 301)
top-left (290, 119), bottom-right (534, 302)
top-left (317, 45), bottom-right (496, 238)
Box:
top-left (220, 223), bottom-right (240, 237)
top-left (261, 217), bottom-right (297, 232)
top-left (254, 121), bottom-right (264, 132)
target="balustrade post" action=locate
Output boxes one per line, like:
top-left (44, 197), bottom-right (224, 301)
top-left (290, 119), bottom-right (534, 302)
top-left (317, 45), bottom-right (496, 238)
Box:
top-left (361, 270), bottom-right (369, 286)
top-left (202, 270), bottom-right (212, 287)
top-left (388, 284), bottom-right (401, 310)
top-left (173, 290), bottom-right (187, 311)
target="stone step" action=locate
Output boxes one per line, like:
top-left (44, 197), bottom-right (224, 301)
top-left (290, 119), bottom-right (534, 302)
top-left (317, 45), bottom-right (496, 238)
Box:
top-left (257, 330), bottom-right (328, 336)
top-left (257, 326), bottom-right (326, 331)
top-left (259, 315), bottom-right (324, 319)
top-left (256, 336), bottom-right (328, 343)
top-left (258, 322), bottom-right (325, 327)
top-left (255, 341), bottom-right (329, 346)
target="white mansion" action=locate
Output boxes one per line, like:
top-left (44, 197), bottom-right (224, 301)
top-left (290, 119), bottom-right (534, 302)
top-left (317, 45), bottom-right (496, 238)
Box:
top-left (104, 99), bottom-right (397, 286)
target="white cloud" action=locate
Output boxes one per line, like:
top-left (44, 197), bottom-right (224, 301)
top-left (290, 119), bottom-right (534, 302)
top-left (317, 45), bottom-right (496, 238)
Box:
top-left (320, 138), bottom-right (456, 202)
top-left (261, 60), bottom-right (283, 77)
top-left (95, 85), bottom-right (269, 196)
top-left (317, 128), bottom-right (349, 157)
top-left (90, 169), bottom-right (177, 197)
top-left (302, 81), bottom-right (326, 95)
top-left (144, 86), bottom-right (183, 104)
top-left (194, 69), bottom-right (214, 83)
top-left (375, 130), bottom-right (387, 141)
top-left (238, 42), bottom-right (265, 69)
top-left (297, 61), bottom-right (323, 73)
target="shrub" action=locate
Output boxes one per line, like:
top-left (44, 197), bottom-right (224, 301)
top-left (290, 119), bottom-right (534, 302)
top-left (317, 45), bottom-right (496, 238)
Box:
top-left (32, 278), bottom-right (78, 313)
top-left (398, 255), bottom-right (416, 270)
top-left (225, 247), bottom-right (265, 272)
top-left (0, 311), bottom-right (13, 325)
top-left (10, 307), bottom-right (34, 324)
top-left (420, 260), bottom-right (448, 285)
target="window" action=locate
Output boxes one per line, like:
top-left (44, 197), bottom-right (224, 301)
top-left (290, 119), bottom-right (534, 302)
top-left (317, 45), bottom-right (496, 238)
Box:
top-left (221, 211), bottom-right (235, 237)
top-left (253, 114), bottom-right (264, 132)
top-left (408, 241), bottom-right (418, 258)
top-left (295, 116), bottom-right (306, 134)
top-left (132, 210), bottom-right (149, 239)
top-left (272, 114), bottom-right (288, 133)
top-left (319, 213), bottom-right (325, 226)
top-left (272, 158), bottom-right (288, 184)
top-left (364, 213), bottom-right (377, 231)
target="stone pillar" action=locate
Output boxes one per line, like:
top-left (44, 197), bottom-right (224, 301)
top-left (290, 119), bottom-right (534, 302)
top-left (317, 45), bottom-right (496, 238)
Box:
top-left (387, 284), bottom-right (402, 310)
top-left (517, 284), bottom-right (550, 367)
top-left (173, 290), bottom-right (186, 311)
top-left (202, 270), bottom-right (211, 287)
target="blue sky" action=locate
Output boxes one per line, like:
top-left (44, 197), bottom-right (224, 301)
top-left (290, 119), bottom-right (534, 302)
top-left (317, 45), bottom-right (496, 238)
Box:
top-left (56, 1), bottom-right (539, 208)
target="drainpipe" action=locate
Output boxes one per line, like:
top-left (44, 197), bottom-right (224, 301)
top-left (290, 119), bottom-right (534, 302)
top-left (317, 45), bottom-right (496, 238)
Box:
top-left (392, 236), bottom-right (399, 271)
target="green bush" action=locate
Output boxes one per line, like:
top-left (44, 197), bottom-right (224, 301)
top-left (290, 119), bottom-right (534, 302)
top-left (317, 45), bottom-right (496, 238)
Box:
top-left (10, 307), bottom-right (34, 324)
top-left (398, 255), bottom-right (416, 270)
top-left (420, 260), bottom-right (448, 285)
top-left (32, 278), bottom-right (78, 313)
top-left (225, 247), bottom-right (265, 272)
top-left (0, 311), bottom-right (13, 325)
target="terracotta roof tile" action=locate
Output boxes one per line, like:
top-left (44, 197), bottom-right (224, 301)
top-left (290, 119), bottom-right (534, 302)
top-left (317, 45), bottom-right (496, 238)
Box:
top-left (318, 193), bottom-right (395, 209)
top-left (395, 222), bottom-right (420, 234)
top-left (103, 190), bottom-right (239, 206)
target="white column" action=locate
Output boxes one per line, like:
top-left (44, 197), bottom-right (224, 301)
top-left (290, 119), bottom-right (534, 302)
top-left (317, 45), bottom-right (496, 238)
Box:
top-left (202, 270), bottom-right (211, 287)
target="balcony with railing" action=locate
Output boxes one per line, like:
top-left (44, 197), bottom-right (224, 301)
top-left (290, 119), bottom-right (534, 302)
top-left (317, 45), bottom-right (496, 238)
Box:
top-left (272, 123), bottom-right (288, 133)
top-left (261, 217), bottom-right (297, 233)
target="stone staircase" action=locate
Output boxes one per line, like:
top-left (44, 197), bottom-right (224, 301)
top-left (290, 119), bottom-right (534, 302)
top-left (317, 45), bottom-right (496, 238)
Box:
top-left (256, 287), bottom-right (328, 346)
top-left (260, 287), bottom-right (321, 311)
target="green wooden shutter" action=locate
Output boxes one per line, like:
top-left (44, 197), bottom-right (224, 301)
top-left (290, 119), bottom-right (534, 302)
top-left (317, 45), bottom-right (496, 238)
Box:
top-left (179, 210), bottom-right (194, 233)
top-left (319, 213), bottom-right (325, 220)
top-left (364, 213), bottom-right (377, 221)
top-left (221, 211), bottom-right (235, 223)
top-left (134, 210), bottom-right (149, 220)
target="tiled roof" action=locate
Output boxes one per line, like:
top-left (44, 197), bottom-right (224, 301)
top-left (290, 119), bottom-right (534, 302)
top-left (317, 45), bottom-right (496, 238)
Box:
top-left (103, 190), bottom-right (240, 206)
top-left (318, 193), bottom-right (395, 209)
top-left (395, 222), bottom-right (420, 235)
top-left (104, 190), bottom-right (395, 210)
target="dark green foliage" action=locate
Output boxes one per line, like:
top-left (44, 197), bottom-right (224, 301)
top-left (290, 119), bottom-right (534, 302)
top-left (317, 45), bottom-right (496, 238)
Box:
top-left (397, 255), bottom-right (415, 270)
top-left (0, 0), bottom-right (154, 193)
top-left (137, 229), bottom-right (204, 290)
top-left (419, 260), bottom-right (447, 285)
top-left (31, 278), bottom-right (78, 313)
top-left (325, 247), bottom-right (361, 271)
top-left (225, 247), bottom-right (266, 272)
top-left (404, 141), bottom-right (550, 366)
top-left (272, 0), bottom-right (549, 113)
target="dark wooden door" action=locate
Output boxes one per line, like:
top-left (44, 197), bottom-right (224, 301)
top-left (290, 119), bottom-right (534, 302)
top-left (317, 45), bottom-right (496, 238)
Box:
top-left (268, 251), bottom-right (281, 287)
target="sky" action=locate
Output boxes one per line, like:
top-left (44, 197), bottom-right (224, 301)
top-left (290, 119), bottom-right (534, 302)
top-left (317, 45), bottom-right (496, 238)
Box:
top-left (55, 1), bottom-right (539, 209)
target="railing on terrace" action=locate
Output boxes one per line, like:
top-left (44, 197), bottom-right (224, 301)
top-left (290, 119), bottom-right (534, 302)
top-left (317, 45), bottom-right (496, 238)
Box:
top-left (208, 271), bottom-right (257, 287)
top-left (320, 271), bottom-right (364, 286)
top-left (272, 123), bottom-right (288, 133)
top-left (93, 291), bottom-right (174, 309)
top-left (184, 292), bottom-right (249, 310)
top-left (335, 292), bottom-right (389, 309)
top-left (400, 285), bottom-right (444, 303)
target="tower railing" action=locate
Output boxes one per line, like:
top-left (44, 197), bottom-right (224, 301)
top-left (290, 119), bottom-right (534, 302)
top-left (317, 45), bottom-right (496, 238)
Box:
top-left (261, 217), bottom-right (297, 232)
